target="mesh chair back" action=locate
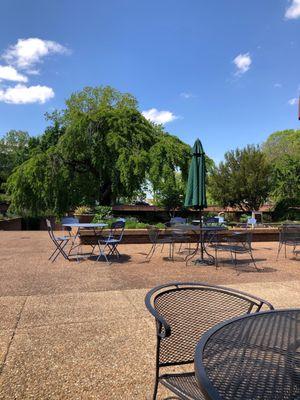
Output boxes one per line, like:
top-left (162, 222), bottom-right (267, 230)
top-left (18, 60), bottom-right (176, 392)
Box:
top-left (145, 282), bottom-right (273, 367)
top-left (170, 217), bottom-right (187, 225)
top-left (147, 226), bottom-right (160, 244)
top-left (110, 220), bottom-right (125, 241)
top-left (46, 219), bottom-right (55, 241)
top-left (227, 231), bottom-right (252, 250)
top-left (279, 225), bottom-right (300, 245)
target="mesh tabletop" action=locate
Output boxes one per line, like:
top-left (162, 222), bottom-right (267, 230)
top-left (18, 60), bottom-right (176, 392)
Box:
top-left (195, 309), bottom-right (300, 400)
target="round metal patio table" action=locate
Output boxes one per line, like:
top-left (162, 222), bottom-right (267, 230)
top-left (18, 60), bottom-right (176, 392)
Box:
top-left (62, 222), bottom-right (107, 259)
top-left (180, 224), bottom-right (227, 265)
top-left (195, 309), bottom-right (300, 400)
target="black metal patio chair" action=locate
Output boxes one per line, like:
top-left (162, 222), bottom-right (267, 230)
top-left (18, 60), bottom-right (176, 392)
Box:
top-left (209, 231), bottom-right (259, 270)
top-left (277, 224), bottom-right (300, 260)
top-left (146, 226), bottom-right (175, 261)
top-left (145, 282), bottom-right (274, 400)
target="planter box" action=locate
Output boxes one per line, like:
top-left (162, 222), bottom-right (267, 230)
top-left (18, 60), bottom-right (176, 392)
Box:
top-left (0, 217), bottom-right (22, 231)
top-left (74, 214), bottom-right (94, 223)
top-left (79, 227), bottom-right (280, 245)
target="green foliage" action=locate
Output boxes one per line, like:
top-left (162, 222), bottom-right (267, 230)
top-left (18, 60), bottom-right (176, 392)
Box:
top-left (124, 220), bottom-right (148, 229)
top-left (271, 156), bottom-right (300, 201)
top-left (239, 213), bottom-right (250, 223)
top-left (6, 147), bottom-right (71, 216)
top-left (210, 145), bottom-right (271, 211)
top-left (74, 205), bottom-right (93, 215)
top-left (39, 120), bottom-right (65, 152)
top-left (262, 130), bottom-right (300, 204)
top-left (272, 198), bottom-right (300, 221)
top-left (6, 86), bottom-right (191, 217)
top-left (0, 130), bottom-right (34, 190)
top-left (0, 193), bottom-right (10, 202)
top-left (262, 130), bottom-right (300, 164)
top-left (92, 206), bottom-right (112, 222)
top-left (153, 171), bottom-right (186, 212)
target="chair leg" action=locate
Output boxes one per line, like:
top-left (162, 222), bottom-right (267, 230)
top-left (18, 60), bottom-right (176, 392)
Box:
top-left (215, 247), bottom-right (218, 269)
top-left (52, 241), bottom-right (69, 262)
top-left (285, 243), bottom-right (287, 258)
top-left (250, 250), bottom-right (259, 271)
top-left (178, 242), bottom-right (182, 253)
top-left (276, 242), bottom-right (282, 260)
top-left (171, 242), bottom-right (174, 261)
top-left (49, 247), bottom-right (58, 261)
top-left (97, 243), bottom-right (109, 263)
top-left (50, 240), bottom-right (69, 262)
top-left (146, 244), bottom-right (156, 260)
top-left (152, 367), bottom-right (159, 400)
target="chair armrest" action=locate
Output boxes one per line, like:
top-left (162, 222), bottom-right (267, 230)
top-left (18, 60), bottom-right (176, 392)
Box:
top-left (145, 292), bottom-right (171, 338)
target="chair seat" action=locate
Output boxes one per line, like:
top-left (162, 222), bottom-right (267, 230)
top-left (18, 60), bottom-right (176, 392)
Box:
top-left (172, 235), bottom-right (191, 242)
top-left (285, 240), bottom-right (300, 246)
top-left (160, 372), bottom-right (205, 400)
top-left (55, 235), bottom-right (71, 241)
top-left (99, 238), bottom-right (120, 244)
top-left (212, 244), bottom-right (248, 253)
top-left (157, 237), bottom-right (174, 244)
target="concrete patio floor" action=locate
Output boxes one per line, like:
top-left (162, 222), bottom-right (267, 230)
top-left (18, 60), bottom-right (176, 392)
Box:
top-left (0, 231), bottom-right (300, 399)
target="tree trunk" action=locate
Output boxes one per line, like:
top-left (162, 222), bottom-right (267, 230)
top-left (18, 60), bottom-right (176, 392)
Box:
top-left (99, 182), bottom-right (112, 205)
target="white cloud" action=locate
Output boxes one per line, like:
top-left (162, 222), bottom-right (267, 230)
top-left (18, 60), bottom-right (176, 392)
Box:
top-left (288, 97), bottom-right (298, 105)
top-left (274, 83), bottom-right (282, 88)
top-left (233, 53), bottom-right (252, 75)
top-left (2, 38), bottom-right (69, 72)
top-left (285, 0), bottom-right (300, 19)
top-left (142, 108), bottom-right (178, 124)
top-left (0, 84), bottom-right (54, 104)
top-left (0, 65), bottom-right (27, 82)
top-left (180, 92), bottom-right (195, 99)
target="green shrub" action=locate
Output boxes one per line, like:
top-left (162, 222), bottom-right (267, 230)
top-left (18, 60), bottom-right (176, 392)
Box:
top-left (273, 198), bottom-right (300, 221)
top-left (125, 220), bottom-right (148, 229)
top-left (0, 193), bottom-right (10, 202)
top-left (239, 213), bottom-right (250, 223)
top-left (91, 217), bottom-right (165, 229)
top-left (74, 205), bottom-right (92, 215)
top-left (94, 206), bottom-right (112, 219)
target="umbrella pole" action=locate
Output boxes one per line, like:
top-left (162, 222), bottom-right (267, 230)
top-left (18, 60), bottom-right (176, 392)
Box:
top-left (199, 208), bottom-right (204, 260)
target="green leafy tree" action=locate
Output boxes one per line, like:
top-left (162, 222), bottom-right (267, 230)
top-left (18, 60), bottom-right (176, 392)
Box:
top-left (0, 130), bottom-right (41, 192)
top-left (6, 86), bottom-right (191, 216)
top-left (262, 129), bottom-right (300, 164)
top-left (271, 155), bottom-right (300, 201)
top-left (209, 145), bottom-right (271, 211)
top-left (153, 171), bottom-right (186, 215)
top-left (262, 130), bottom-right (300, 206)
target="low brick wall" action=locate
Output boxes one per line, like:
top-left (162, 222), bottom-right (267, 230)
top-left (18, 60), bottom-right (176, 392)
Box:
top-left (0, 218), bottom-right (22, 231)
top-left (79, 228), bottom-right (280, 245)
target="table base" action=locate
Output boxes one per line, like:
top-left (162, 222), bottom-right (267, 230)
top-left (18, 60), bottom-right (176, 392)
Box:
top-left (193, 257), bottom-right (215, 266)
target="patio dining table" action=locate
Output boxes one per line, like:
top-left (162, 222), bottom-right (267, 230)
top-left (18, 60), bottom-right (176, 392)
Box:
top-left (62, 222), bottom-right (107, 259)
top-left (195, 309), bottom-right (300, 400)
top-left (178, 224), bottom-right (227, 265)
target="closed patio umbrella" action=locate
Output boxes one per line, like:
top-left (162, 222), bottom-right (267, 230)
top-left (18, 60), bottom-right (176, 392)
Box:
top-left (184, 138), bottom-right (207, 210)
top-left (184, 138), bottom-right (207, 262)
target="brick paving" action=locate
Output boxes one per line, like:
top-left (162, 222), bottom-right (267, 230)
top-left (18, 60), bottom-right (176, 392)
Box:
top-left (0, 231), bottom-right (300, 399)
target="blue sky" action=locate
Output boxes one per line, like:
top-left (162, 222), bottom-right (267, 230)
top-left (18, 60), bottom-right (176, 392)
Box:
top-left (0, 0), bottom-right (300, 162)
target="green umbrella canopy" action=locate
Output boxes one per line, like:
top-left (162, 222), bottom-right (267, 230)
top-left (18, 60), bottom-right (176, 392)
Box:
top-left (184, 138), bottom-right (207, 209)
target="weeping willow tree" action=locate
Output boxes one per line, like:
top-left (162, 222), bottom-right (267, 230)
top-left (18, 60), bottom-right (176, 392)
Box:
top-left (6, 86), bottom-right (191, 216)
